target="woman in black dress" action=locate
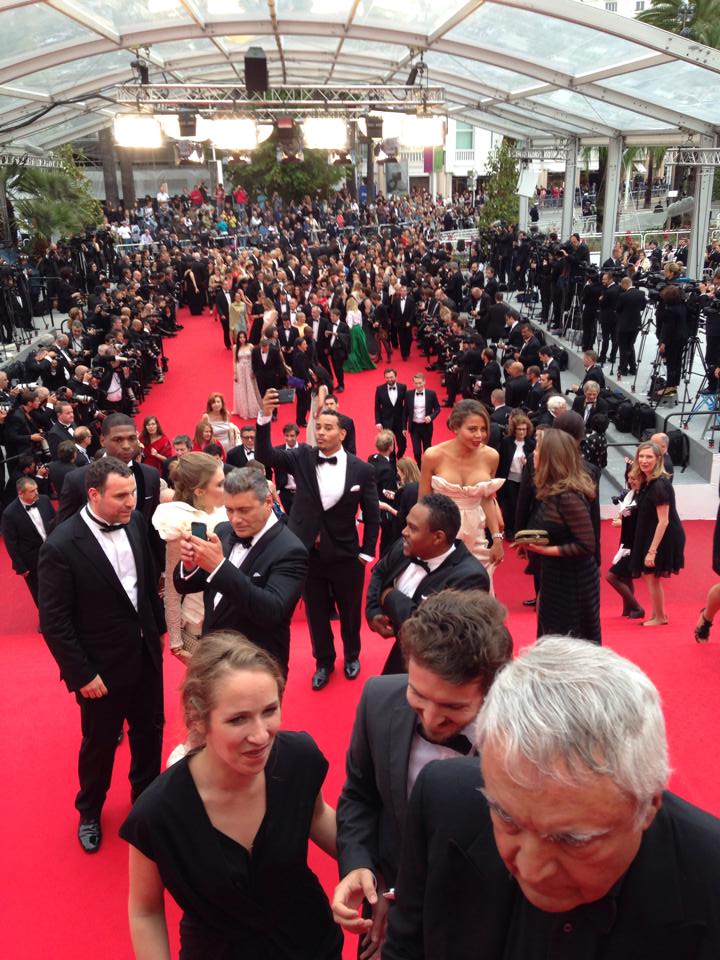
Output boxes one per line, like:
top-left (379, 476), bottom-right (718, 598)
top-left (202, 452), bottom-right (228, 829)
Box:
top-left (629, 441), bottom-right (685, 627)
top-left (497, 413), bottom-right (535, 540)
top-left (120, 631), bottom-right (342, 960)
top-left (522, 429), bottom-right (601, 644)
top-left (183, 260), bottom-right (205, 316)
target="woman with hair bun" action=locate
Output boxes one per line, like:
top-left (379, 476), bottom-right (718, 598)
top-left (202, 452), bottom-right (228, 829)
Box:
top-left (419, 398), bottom-right (505, 583)
top-left (120, 630), bottom-right (342, 960)
top-left (152, 452), bottom-right (227, 660)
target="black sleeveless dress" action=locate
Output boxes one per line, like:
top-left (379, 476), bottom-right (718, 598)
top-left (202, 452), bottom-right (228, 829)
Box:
top-left (532, 491), bottom-right (601, 645)
top-left (630, 477), bottom-right (685, 578)
top-left (120, 731), bottom-right (343, 960)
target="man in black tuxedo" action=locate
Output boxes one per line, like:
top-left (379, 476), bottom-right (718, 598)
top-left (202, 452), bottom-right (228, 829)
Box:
top-left (273, 422), bottom-right (309, 516)
top-left (57, 414), bottom-right (160, 530)
top-left (47, 440), bottom-right (78, 498)
top-left (291, 337), bottom-right (313, 427)
top-left (278, 315), bottom-right (299, 361)
top-left (616, 277), bottom-right (647, 375)
top-left (173, 467), bottom-right (308, 675)
top-left (368, 430), bottom-right (399, 558)
top-left (4, 388), bottom-right (43, 460)
top-left (47, 400), bottom-right (76, 459)
top-left (598, 270), bottom-right (621, 364)
top-left (391, 285), bottom-right (417, 360)
top-left (332, 590), bottom-right (511, 948)
top-left (569, 349), bottom-right (606, 393)
top-left (2, 475), bottom-right (55, 605)
top-left (504, 362), bottom-right (530, 408)
top-left (383, 637), bottom-right (720, 960)
top-left (324, 394), bottom-right (357, 455)
top-left (516, 324), bottom-right (541, 368)
top-left (572, 380), bottom-right (609, 424)
top-left (366, 493), bottom-right (490, 673)
top-left (374, 367), bottom-right (407, 458)
top-left (38, 458), bottom-right (165, 854)
top-left (255, 390), bottom-right (380, 690)
top-left (215, 277), bottom-right (233, 349)
top-left (489, 389), bottom-right (511, 430)
top-left (251, 337), bottom-right (286, 399)
top-left (227, 424), bottom-right (260, 470)
top-left (319, 309), bottom-right (351, 392)
top-left (405, 373), bottom-right (441, 464)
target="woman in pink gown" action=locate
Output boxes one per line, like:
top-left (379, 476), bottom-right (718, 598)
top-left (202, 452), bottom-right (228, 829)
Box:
top-left (232, 329), bottom-right (262, 420)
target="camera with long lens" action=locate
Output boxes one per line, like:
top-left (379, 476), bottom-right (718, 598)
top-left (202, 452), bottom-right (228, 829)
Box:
top-left (611, 490), bottom-right (630, 506)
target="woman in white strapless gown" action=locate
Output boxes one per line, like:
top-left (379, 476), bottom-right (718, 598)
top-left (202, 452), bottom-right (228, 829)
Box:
top-left (430, 475), bottom-right (505, 572)
top-left (420, 399), bottom-right (505, 585)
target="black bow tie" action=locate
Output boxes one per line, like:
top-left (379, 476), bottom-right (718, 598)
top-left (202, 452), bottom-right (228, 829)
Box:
top-left (25, 503), bottom-right (38, 512)
top-left (417, 725), bottom-right (474, 756)
top-left (317, 454), bottom-right (338, 466)
top-left (416, 391), bottom-right (424, 396)
top-left (230, 532), bottom-right (254, 549)
top-left (86, 510), bottom-right (125, 533)
top-left (409, 556), bottom-right (431, 573)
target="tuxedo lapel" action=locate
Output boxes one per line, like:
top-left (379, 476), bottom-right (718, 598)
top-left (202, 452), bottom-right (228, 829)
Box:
top-left (239, 520), bottom-right (283, 573)
top-left (388, 702), bottom-right (416, 835)
top-left (125, 518), bottom-right (146, 604)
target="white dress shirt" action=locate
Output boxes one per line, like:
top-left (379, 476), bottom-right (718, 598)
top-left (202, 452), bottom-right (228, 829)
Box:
top-left (315, 444), bottom-right (348, 511)
top-left (407, 717), bottom-right (478, 797)
top-left (23, 500), bottom-right (48, 541)
top-left (81, 506), bottom-right (138, 610)
top-left (387, 384), bottom-right (398, 406)
top-left (284, 445), bottom-right (297, 491)
top-left (330, 323), bottom-right (338, 347)
top-left (412, 390), bottom-right (427, 424)
top-left (394, 544), bottom-right (455, 599)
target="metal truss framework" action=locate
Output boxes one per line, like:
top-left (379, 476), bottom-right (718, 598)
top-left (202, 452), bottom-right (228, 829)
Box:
top-left (0, 0), bottom-right (718, 150)
top-left (114, 83), bottom-right (446, 113)
top-left (664, 147), bottom-right (720, 167)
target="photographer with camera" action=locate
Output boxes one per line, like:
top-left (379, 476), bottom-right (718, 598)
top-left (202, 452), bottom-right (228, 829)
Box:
top-left (616, 276), bottom-right (647, 377)
top-left (656, 284), bottom-right (689, 400)
top-left (598, 271), bottom-right (621, 365)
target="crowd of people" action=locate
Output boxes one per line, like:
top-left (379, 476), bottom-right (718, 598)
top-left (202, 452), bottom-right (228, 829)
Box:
top-left (0, 185), bottom-right (716, 959)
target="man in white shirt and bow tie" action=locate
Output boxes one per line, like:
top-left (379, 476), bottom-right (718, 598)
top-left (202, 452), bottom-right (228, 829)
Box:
top-left (374, 367), bottom-right (407, 458)
top-left (404, 373), bottom-right (441, 464)
top-left (2, 476), bottom-right (55, 605)
top-left (38, 457), bottom-right (166, 854)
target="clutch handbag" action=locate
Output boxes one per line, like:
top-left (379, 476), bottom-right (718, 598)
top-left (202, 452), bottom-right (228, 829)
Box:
top-left (514, 529), bottom-right (550, 546)
top-left (180, 628), bottom-right (202, 656)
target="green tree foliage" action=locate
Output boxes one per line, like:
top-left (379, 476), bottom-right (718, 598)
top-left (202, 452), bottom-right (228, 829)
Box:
top-left (0, 144), bottom-right (103, 249)
top-left (226, 139), bottom-right (348, 202)
top-left (478, 139), bottom-right (519, 227)
top-left (638, 0), bottom-right (720, 46)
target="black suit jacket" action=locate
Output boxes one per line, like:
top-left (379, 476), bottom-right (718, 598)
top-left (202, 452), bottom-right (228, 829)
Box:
top-left (215, 287), bottom-right (232, 319)
top-left (337, 675), bottom-right (421, 889)
top-left (251, 345), bottom-right (286, 393)
top-left (599, 282), bottom-right (621, 323)
top-left (173, 519), bottom-right (307, 673)
top-left (57, 461), bottom-right (160, 527)
top-left (366, 539), bottom-right (489, 633)
top-left (384, 758), bottom-right (720, 960)
top-left (404, 389), bottom-right (441, 431)
top-left (273, 441), bottom-right (310, 492)
top-left (498, 435), bottom-right (535, 479)
top-left (2, 494), bottom-right (56, 573)
top-left (617, 287), bottom-right (647, 334)
top-left (47, 460), bottom-right (77, 498)
top-left (255, 421), bottom-right (380, 561)
top-left (375, 383), bottom-right (407, 432)
top-left (391, 297), bottom-right (418, 329)
top-left (4, 406), bottom-right (36, 459)
top-left (572, 396), bottom-right (609, 420)
top-left (581, 364), bottom-right (606, 389)
top-left (47, 422), bottom-right (75, 459)
top-left (38, 511), bottom-right (165, 692)
top-left (318, 318), bottom-right (351, 361)
top-left (339, 413), bottom-right (357, 456)
top-left (517, 336), bottom-right (541, 368)
top-left (504, 375), bottom-right (530, 408)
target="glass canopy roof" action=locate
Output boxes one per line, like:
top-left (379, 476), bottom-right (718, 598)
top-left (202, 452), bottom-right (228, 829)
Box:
top-left (0, 0), bottom-right (718, 150)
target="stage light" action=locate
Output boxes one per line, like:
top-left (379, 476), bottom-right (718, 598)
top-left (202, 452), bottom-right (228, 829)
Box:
top-left (113, 114), bottom-right (162, 148)
top-left (302, 118), bottom-right (348, 151)
top-left (399, 115), bottom-right (445, 148)
top-left (257, 124), bottom-right (273, 143)
top-left (196, 117), bottom-right (258, 150)
top-left (406, 65), bottom-right (419, 87)
top-left (359, 112), bottom-right (403, 140)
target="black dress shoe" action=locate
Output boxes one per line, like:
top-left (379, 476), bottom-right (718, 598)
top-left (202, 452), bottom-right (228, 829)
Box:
top-left (78, 818), bottom-right (102, 854)
top-left (344, 659), bottom-right (361, 680)
top-left (311, 666), bottom-right (334, 691)
top-left (522, 598), bottom-right (537, 607)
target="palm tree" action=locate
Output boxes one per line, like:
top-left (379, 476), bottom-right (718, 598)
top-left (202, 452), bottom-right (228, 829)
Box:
top-left (0, 147), bottom-right (102, 250)
top-left (638, 0), bottom-right (720, 43)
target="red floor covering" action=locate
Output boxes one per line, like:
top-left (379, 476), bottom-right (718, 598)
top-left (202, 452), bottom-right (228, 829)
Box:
top-left (2, 306), bottom-right (720, 959)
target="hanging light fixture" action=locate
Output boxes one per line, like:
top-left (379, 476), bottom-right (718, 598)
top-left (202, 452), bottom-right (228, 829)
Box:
top-left (302, 118), bottom-right (348, 151)
top-left (113, 113), bottom-right (163, 148)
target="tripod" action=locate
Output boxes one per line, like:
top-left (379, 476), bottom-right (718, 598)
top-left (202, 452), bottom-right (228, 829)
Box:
top-left (677, 335), bottom-right (709, 428)
top-left (517, 266), bottom-right (540, 322)
top-left (630, 303), bottom-right (657, 394)
top-left (561, 278), bottom-right (583, 346)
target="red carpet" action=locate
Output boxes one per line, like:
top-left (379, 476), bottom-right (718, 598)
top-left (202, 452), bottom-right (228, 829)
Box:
top-left (2, 307), bottom-right (720, 959)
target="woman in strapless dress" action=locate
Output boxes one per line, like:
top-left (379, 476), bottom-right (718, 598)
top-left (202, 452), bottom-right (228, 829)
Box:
top-left (419, 399), bottom-right (505, 582)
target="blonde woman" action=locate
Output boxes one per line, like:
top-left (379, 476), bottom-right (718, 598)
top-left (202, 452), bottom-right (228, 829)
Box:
top-left (343, 295), bottom-right (376, 372)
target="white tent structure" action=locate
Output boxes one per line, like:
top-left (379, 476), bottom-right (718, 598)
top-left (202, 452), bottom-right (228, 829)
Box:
top-left (1, 0), bottom-right (719, 269)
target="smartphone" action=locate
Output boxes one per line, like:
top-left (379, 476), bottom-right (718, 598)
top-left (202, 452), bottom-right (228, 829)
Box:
top-left (190, 521), bottom-right (208, 540)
